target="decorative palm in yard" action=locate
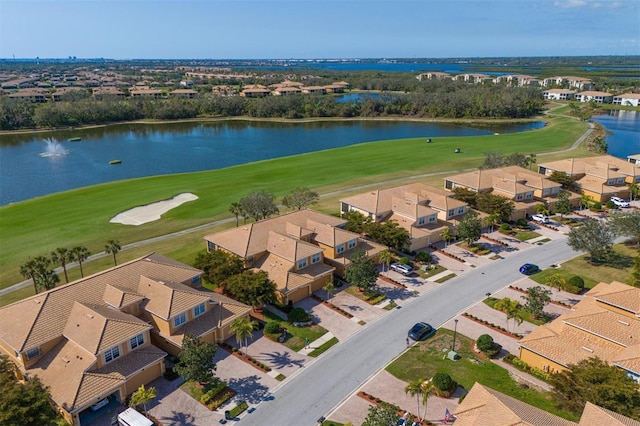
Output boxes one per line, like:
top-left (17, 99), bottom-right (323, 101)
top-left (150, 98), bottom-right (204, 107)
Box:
top-left (129, 384), bottom-right (157, 418)
top-left (231, 316), bottom-right (258, 357)
top-left (405, 378), bottom-right (425, 422)
top-left (378, 249), bottom-right (393, 273)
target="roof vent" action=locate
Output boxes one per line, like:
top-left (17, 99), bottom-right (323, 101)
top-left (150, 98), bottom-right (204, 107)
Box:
top-left (581, 346), bottom-right (594, 353)
top-left (33, 300), bottom-right (41, 304)
top-left (85, 314), bottom-right (94, 319)
top-left (618, 320), bottom-right (630, 326)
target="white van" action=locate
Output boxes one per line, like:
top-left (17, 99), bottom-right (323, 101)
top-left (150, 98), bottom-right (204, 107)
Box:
top-left (117, 408), bottom-right (153, 426)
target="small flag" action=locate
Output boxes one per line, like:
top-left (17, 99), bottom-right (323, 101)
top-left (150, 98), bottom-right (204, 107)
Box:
top-left (444, 408), bottom-right (451, 422)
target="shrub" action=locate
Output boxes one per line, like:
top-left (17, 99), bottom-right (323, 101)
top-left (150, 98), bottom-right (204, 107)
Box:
top-left (399, 256), bottom-right (412, 266)
top-left (264, 321), bottom-right (281, 334)
top-left (433, 372), bottom-right (455, 392)
top-left (605, 200), bottom-right (616, 209)
top-left (500, 223), bottom-right (511, 231)
top-left (476, 334), bottom-right (495, 352)
top-left (516, 218), bottom-right (529, 229)
top-left (567, 275), bottom-right (584, 289)
top-left (288, 307), bottom-right (310, 323)
top-left (415, 251), bottom-right (432, 263)
top-left (591, 201), bottom-right (602, 211)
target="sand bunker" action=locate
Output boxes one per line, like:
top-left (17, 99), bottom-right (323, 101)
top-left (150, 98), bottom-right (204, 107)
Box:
top-left (110, 193), bottom-right (198, 225)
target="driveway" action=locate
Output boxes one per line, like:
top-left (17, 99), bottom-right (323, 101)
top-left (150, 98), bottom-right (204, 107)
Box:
top-left (296, 296), bottom-right (363, 341)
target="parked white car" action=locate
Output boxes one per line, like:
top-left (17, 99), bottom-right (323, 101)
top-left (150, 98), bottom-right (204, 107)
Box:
top-left (531, 214), bottom-right (549, 224)
top-left (390, 263), bottom-right (413, 276)
top-left (610, 197), bottom-right (630, 208)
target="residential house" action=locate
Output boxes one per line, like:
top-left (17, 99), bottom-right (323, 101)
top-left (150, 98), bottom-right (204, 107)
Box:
top-left (454, 383), bottom-right (577, 426)
top-left (130, 87), bottom-right (163, 99)
top-left (542, 76), bottom-right (594, 90)
top-left (272, 86), bottom-right (302, 96)
top-left (240, 84), bottom-right (271, 98)
top-left (519, 281), bottom-right (640, 384)
top-left (416, 72), bottom-right (451, 81)
top-left (323, 84), bottom-right (346, 93)
top-left (543, 88), bottom-right (576, 100)
top-left (574, 91), bottom-right (613, 103)
top-left (444, 166), bottom-right (563, 220)
top-left (613, 93), bottom-right (640, 107)
top-left (455, 383), bottom-right (640, 425)
top-left (169, 89), bottom-right (198, 98)
top-left (0, 253), bottom-right (250, 426)
top-left (301, 86), bottom-right (327, 95)
top-left (204, 210), bottom-right (385, 303)
top-left (52, 87), bottom-right (87, 101)
top-left (538, 155), bottom-right (640, 202)
top-left (493, 74), bottom-right (539, 86)
top-left (211, 85), bottom-right (238, 96)
top-left (92, 86), bottom-right (125, 99)
top-left (454, 73), bottom-right (492, 84)
top-left (7, 88), bottom-right (49, 102)
top-left (628, 154), bottom-right (640, 167)
top-left (339, 183), bottom-right (468, 250)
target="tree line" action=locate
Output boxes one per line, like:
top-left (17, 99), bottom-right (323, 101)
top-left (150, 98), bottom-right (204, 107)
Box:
top-left (0, 81), bottom-right (544, 130)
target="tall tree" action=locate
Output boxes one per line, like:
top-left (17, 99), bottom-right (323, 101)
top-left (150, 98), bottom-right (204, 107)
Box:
top-left (282, 187), bottom-right (319, 210)
top-left (104, 239), bottom-right (121, 266)
top-left (0, 355), bottom-right (59, 425)
top-left (19, 256), bottom-right (58, 294)
top-left (548, 170), bottom-right (576, 191)
top-left (609, 210), bottom-right (640, 246)
top-left (129, 384), bottom-right (157, 418)
top-left (526, 153), bottom-right (537, 170)
top-left (494, 297), bottom-right (523, 331)
top-left (323, 281), bottom-right (335, 301)
top-left (238, 190), bottom-right (278, 222)
top-left (366, 220), bottom-right (410, 251)
top-left (456, 210), bottom-right (482, 246)
top-left (51, 247), bottom-right (73, 283)
top-left (567, 219), bottom-right (615, 263)
top-left (522, 285), bottom-right (551, 319)
top-left (420, 378), bottom-right (437, 423)
top-left (193, 250), bottom-right (244, 288)
top-left (229, 202), bottom-right (244, 227)
top-left (553, 190), bottom-right (573, 218)
top-left (628, 182), bottom-right (640, 201)
top-left (476, 193), bottom-right (514, 222)
top-left (452, 187), bottom-right (478, 208)
top-left (342, 210), bottom-right (372, 234)
top-left (224, 270), bottom-right (277, 309)
top-left (70, 245), bottom-right (91, 278)
top-left (480, 151), bottom-right (504, 169)
top-left (345, 249), bottom-right (378, 292)
top-left (174, 334), bottom-right (218, 386)
top-left (440, 227), bottom-right (454, 247)
top-left (230, 316), bottom-right (258, 357)
top-left (20, 258), bottom-right (42, 294)
top-left (549, 357), bottom-right (640, 420)
top-left (629, 257), bottom-right (640, 288)
top-left (546, 273), bottom-right (567, 300)
top-left (405, 378), bottom-right (424, 422)
top-left (378, 249), bottom-right (393, 273)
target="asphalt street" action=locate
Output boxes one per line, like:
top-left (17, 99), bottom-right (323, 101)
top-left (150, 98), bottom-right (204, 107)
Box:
top-left (239, 238), bottom-right (578, 425)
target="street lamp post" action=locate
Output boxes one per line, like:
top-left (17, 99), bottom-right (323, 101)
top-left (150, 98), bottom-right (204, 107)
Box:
top-left (452, 319), bottom-right (459, 352)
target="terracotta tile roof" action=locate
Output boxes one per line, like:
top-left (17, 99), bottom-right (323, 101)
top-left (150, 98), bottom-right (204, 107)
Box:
top-left (138, 276), bottom-right (210, 320)
top-left (92, 345), bottom-right (166, 378)
top-left (102, 284), bottom-right (145, 309)
top-left (308, 219), bottom-right (356, 247)
top-left (455, 383), bottom-right (577, 426)
top-left (253, 253), bottom-right (294, 290)
top-left (0, 253), bottom-right (200, 352)
top-left (266, 231), bottom-right (321, 262)
top-left (539, 155), bottom-right (640, 179)
top-left (592, 283), bottom-right (640, 314)
top-left (63, 302), bottom-right (151, 354)
top-left (579, 402), bottom-right (640, 426)
top-left (614, 93), bottom-right (640, 100)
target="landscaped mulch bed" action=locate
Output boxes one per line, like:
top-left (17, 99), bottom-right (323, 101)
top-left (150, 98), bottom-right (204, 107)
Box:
top-left (462, 312), bottom-right (523, 339)
top-left (357, 391), bottom-right (432, 425)
top-left (378, 274), bottom-right (407, 288)
top-left (508, 285), bottom-right (572, 308)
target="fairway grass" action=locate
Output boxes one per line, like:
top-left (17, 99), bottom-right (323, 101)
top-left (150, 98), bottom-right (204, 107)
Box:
top-left (0, 116), bottom-right (588, 290)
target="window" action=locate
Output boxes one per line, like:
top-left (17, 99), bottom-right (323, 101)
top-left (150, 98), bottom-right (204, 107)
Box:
top-left (311, 253), bottom-right (321, 264)
top-left (104, 345), bottom-right (120, 363)
top-left (552, 187), bottom-right (559, 194)
top-left (516, 194), bottom-right (523, 200)
top-left (608, 179), bottom-right (615, 185)
top-left (194, 303), bottom-right (205, 317)
top-left (526, 192), bottom-right (533, 199)
top-left (191, 276), bottom-right (201, 286)
top-left (26, 347), bottom-right (40, 359)
top-left (130, 334), bottom-right (144, 350)
top-left (174, 312), bottom-right (186, 327)
top-left (542, 188), bottom-right (549, 196)
top-left (298, 258), bottom-right (308, 269)
top-left (348, 239), bottom-right (357, 249)
top-left (457, 207), bottom-right (465, 214)
top-left (617, 178), bottom-right (624, 185)
top-left (448, 209), bottom-right (455, 217)
top-left (336, 244), bottom-right (345, 254)
top-left (418, 216), bottom-right (426, 225)
top-left (429, 215), bottom-right (436, 223)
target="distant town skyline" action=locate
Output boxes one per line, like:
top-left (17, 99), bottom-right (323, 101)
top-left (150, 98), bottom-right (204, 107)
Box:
top-left (0, 0), bottom-right (638, 60)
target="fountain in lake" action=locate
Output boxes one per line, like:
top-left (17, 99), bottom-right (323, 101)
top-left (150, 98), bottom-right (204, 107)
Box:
top-left (39, 138), bottom-right (69, 157)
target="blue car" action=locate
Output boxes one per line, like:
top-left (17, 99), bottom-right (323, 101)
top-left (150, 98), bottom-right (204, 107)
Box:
top-left (519, 263), bottom-right (540, 275)
top-left (408, 322), bottom-right (434, 341)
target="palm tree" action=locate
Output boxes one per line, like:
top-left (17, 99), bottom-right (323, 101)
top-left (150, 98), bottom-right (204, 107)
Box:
top-left (323, 282), bottom-right (335, 301)
top-left (229, 202), bottom-right (242, 227)
top-left (420, 378), bottom-right (437, 422)
top-left (545, 273), bottom-right (566, 301)
top-left (405, 378), bottom-right (424, 421)
top-left (51, 247), bottom-right (73, 283)
top-left (494, 297), bottom-right (521, 331)
top-left (526, 153), bottom-right (537, 171)
top-left (230, 316), bottom-right (258, 357)
top-left (378, 249), bottom-right (393, 273)
top-left (441, 227), bottom-right (453, 247)
top-left (628, 182), bottom-right (640, 201)
top-left (105, 240), bottom-right (121, 266)
top-left (40, 269), bottom-right (60, 291)
top-left (70, 246), bottom-right (91, 278)
top-left (129, 384), bottom-right (157, 418)
top-left (20, 258), bottom-right (42, 294)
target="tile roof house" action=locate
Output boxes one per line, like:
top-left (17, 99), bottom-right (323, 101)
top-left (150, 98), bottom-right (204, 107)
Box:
top-left (7, 88), bottom-right (49, 102)
top-left (519, 281), bottom-right (640, 384)
top-left (543, 88), bottom-right (577, 101)
top-left (455, 383), bottom-right (640, 425)
top-left (204, 210), bottom-right (385, 303)
top-left (613, 93), bottom-right (640, 107)
top-left (444, 166), bottom-right (563, 220)
top-left (169, 89), bottom-right (198, 98)
top-left (0, 253), bottom-right (250, 426)
top-left (537, 155), bottom-right (640, 203)
top-left (574, 91), bottom-right (613, 103)
top-left (454, 383), bottom-right (577, 426)
top-left (542, 76), bottom-right (594, 90)
top-left (339, 183), bottom-right (468, 251)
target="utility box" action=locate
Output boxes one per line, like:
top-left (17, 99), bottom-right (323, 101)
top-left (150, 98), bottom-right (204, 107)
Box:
top-left (117, 408), bottom-right (153, 426)
top-left (447, 350), bottom-right (459, 361)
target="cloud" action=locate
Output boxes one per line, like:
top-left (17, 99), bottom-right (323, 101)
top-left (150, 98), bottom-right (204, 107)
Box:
top-left (553, 0), bottom-right (587, 7)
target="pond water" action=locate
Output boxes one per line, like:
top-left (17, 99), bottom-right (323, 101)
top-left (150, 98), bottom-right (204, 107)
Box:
top-left (591, 110), bottom-right (640, 160)
top-left (0, 119), bottom-right (545, 205)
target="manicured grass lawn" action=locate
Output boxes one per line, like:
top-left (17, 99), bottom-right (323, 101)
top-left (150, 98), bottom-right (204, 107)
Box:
top-left (0, 116), bottom-right (587, 290)
top-left (386, 329), bottom-right (578, 421)
top-left (308, 337), bottom-right (339, 357)
top-left (415, 264), bottom-right (446, 279)
top-left (435, 273), bottom-right (456, 283)
top-left (530, 243), bottom-right (638, 290)
top-left (263, 311), bottom-right (328, 352)
top-left (514, 230), bottom-right (542, 242)
top-left (483, 297), bottom-right (547, 326)
top-left (345, 285), bottom-right (386, 304)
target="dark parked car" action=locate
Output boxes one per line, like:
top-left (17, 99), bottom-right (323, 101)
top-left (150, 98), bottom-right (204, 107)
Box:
top-left (519, 263), bottom-right (540, 275)
top-left (408, 322), bottom-right (434, 341)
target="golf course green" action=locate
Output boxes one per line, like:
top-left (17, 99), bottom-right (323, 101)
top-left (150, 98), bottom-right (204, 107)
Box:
top-left (0, 115), bottom-right (588, 291)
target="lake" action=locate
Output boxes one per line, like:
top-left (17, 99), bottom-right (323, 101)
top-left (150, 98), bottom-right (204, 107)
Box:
top-left (0, 120), bottom-right (543, 205)
top-left (591, 110), bottom-right (640, 159)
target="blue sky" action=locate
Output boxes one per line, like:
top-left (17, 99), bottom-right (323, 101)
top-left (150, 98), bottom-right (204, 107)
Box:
top-left (0, 0), bottom-right (638, 59)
